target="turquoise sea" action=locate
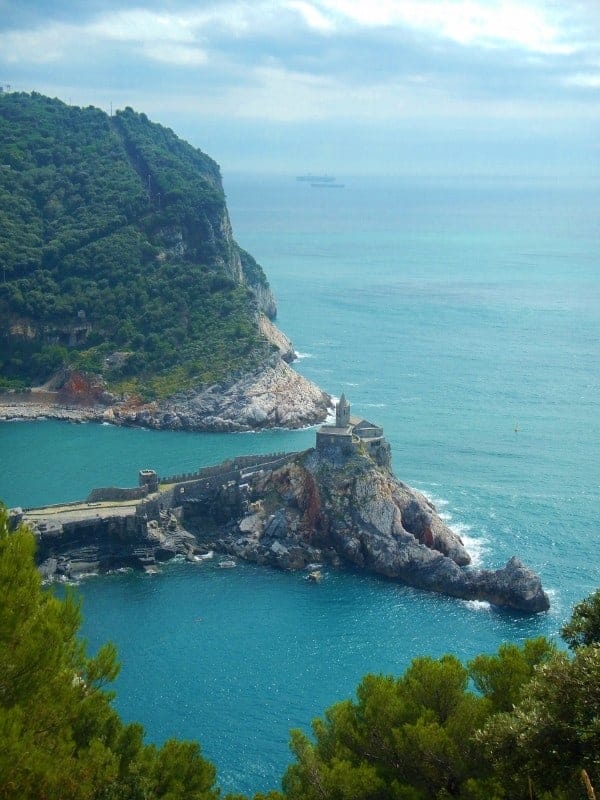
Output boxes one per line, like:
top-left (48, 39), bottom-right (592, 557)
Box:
top-left (1, 174), bottom-right (599, 795)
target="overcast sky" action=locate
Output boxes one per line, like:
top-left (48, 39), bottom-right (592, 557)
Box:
top-left (0, 1), bottom-right (598, 177)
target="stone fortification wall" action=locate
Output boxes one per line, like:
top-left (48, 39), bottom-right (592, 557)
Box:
top-left (161, 452), bottom-right (294, 486)
top-left (355, 425), bottom-right (383, 439)
top-left (22, 498), bottom-right (93, 514)
top-left (86, 453), bottom-right (296, 507)
top-left (316, 432), bottom-right (354, 453)
top-left (87, 486), bottom-right (149, 503)
top-left (238, 452), bottom-right (295, 475)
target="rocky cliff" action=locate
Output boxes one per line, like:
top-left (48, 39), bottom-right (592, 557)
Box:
top-left (200, 448), bottom-right (549, 613)
top-left (103, 355), bottom-right (331, 431)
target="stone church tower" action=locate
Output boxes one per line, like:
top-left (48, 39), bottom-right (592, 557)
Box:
top-left (336, 394), bottom-right (351, 427)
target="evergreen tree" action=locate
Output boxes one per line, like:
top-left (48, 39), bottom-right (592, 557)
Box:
top-left (560, 589), bottom-right (600, 650)
top-left (0, 504), bottom-right (220, 800)
top-left (478, 646), bottom-right (600, 799)
top-left (3, 495), bottom-right (600, 800)
top-left (468, 637), bottom-right (557, 713)
top-left (280, 657), bottom-right (494, 800)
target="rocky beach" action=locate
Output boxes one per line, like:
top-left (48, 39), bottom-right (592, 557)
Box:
top-left (0, 353), bottom-right (331, 432)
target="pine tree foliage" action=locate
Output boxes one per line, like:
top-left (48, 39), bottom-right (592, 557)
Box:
top-left (478, 646), bottom-right (600, 799)
top-left (2, 495), bottom-right (599, 800)
top-left (560, 589), bottom-right (600, 651)
top-left (281, 658), bottom-right (494, 800)
top-left (468, 637), bottom-right (557, 713)
top-left (0, 504), bottom-right (220, 800)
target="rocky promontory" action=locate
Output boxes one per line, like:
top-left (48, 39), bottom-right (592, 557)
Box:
top-left (20, 441), bottom-right (549, 614)
top-left (203, 448), bottom-right (549, 613)
top-left (0, 93), bottom-right (329, 428)
top-left (107, 355), bottom-right (331, 431)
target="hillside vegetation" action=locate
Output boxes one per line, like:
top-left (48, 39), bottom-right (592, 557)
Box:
top-left (1, 502), bottom-right (599, 800)
top-left (0, 92), bottom-right (274, 398)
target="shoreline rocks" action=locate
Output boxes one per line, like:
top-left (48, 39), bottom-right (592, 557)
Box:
top-left (0, 355), bottom-right (332, 432)
top-left (201, 449), bottom-right (549, 614)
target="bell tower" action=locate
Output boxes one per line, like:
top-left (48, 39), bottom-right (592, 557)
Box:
top-left (336, 394), bottom-right (350, 428)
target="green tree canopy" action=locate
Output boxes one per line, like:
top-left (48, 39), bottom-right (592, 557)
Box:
top-left (281, 657), bottom-right (495, 800)
top-left (3, 491), bottom-right (600, 800)
top-left (0, 504), bottom-right (220, 800)
top-left (478, 646), bottom-right (600, 799)
top-left (560, 589), bottom-right (600, 651)
top-left (0, 92), bottom-right (273, 397)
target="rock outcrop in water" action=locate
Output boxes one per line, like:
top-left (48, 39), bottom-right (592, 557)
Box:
top-left (202, 448), bottom-right (549, 613)
top-left (19, 441), bottom-right (549, 613)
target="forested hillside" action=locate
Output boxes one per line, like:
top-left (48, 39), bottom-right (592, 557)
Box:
top-left (0, 92), bottom-right (275, 398)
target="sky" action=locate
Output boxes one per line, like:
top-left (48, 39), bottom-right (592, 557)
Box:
top-left (0, 0), bottom-right (599, 177)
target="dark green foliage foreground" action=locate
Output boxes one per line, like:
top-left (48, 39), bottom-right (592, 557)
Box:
top-left (0, 92), bottom-right (272, 396)
top-left (0, 504), bottom-right (219, 800)
top-left (276, 640), bottom-right (600, 800)
top-left (1, 501), bottom-right (599, 799)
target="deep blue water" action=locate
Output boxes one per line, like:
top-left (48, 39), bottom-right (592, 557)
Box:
top-left (1, 174), bottom-right (599, 795)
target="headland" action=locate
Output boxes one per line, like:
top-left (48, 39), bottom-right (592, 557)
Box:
top-left (10, 397), bottom-right (549, 614)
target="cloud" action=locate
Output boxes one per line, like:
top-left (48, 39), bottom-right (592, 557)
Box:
top-left (288, 1), bottom-right (335, 32)
top-left (0, 24), bottom-right (75, 64)
top-left (313, 0), bottom-right (576, 54)
top-left (563, 72), bottom-right (600, 88)
top-left (0, 1), bottom-right (585, 67)
top-left (88, 9), bottom-right (199, 43)
top-left (140, 43), bottom-right (208, 67)
top-left (0, 8), bottom-right (211, 68)
top-left (1, 0), bottom-right (599, 177)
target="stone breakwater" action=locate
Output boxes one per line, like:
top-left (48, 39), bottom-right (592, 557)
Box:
top-left (0, 357), bottom-right (331, 432)
top-left (16, 447), bottom-right (550, 614)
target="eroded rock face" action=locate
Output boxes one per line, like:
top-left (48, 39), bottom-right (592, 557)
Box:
top-left (32, 511), bottom-right (201, 581)
top-left (258, 315), bottom-right (295, 361)
top-left (1, 355), bottom-right (332, 432)
top-left (140, 356), bottom-right (331, 431)
top-left (192, 448), bottom-right (549, 613)
top-left (24, 442), bottom-right (549, 613)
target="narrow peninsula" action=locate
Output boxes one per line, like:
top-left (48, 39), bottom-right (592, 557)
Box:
top-left (11, 397), bottom-right (550, 614)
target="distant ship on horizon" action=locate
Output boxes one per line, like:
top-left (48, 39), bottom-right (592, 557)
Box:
top-left (296, 174), bottom-right (335, 182)
top-left (296, 174), bottom-right (345, 188)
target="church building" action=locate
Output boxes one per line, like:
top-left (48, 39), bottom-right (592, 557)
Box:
top-left (316, 394), bottom-right (389, 465)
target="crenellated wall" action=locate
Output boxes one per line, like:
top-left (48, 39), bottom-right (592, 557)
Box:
top-left (161, 451), bottom-right (293, 486)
